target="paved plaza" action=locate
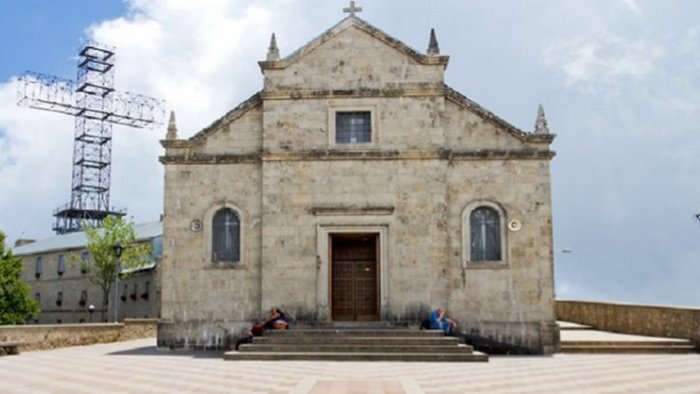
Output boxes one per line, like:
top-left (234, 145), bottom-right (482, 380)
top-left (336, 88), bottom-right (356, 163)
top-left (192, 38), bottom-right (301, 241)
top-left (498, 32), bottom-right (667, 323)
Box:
top-left (1, 338), bottom-right (699, 393)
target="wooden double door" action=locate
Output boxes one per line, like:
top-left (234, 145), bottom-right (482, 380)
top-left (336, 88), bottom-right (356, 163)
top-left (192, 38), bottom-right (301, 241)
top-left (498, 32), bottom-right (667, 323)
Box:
top-left (330, 233), bottom-right (379, 321)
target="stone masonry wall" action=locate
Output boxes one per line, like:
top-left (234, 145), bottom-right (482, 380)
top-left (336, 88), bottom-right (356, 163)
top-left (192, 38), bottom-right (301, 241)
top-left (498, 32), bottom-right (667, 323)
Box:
top-left (159, 18), bottom-right (557, 353)
top-left (0, 319), bottom-right (157, 353)
top-left (445, 159), bottom-right (556, 352)
top-left (557, 300), bottom-right (700, 345)
top-left (264, 26), bottom-right (445, 92)
top-left (159, 161), bottom-right (263, 348)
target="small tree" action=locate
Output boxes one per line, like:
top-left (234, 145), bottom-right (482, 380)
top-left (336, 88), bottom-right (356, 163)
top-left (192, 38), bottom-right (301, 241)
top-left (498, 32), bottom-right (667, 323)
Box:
top-left (81, 216), bottom-right (151, 322)
top-left (0, 230), bottom-right (39, 325)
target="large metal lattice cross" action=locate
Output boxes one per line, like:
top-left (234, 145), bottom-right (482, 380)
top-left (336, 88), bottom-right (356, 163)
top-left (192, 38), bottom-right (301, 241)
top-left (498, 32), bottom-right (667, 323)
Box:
top-left (17, 42), bottom-right (165, 234)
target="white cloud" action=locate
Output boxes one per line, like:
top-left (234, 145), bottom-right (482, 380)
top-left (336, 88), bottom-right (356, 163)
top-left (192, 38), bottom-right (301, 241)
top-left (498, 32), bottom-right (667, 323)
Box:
top-left (0, 0), bottom-right (293, 244)
top-left (86, 0), bottom-right (276, 135)
top-left (0, 79), bottom-right (75, 240)
top-left (543, 31), bottom-right (663, 89)
top-left (620, 0), bottom-right (641, 14)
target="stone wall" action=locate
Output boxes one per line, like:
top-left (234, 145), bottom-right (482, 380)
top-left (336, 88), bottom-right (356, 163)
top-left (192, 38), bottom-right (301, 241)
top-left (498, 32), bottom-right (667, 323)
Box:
top-left (556, 300), bottom-right (700, 344)
top-left (0, 318), bottom-right (157, 352)
top-left (158, 16), bottom-right (557, 354)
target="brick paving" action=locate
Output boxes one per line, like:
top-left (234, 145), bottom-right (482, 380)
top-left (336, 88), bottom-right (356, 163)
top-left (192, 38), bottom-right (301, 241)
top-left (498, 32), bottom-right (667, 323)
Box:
top-left (1, 338), bottom-right (699, 393)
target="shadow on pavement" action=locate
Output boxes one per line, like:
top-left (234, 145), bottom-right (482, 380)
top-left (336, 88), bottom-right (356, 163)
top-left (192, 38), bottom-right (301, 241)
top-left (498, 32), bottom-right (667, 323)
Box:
top-left (108, 346), bottom-right (225, 359)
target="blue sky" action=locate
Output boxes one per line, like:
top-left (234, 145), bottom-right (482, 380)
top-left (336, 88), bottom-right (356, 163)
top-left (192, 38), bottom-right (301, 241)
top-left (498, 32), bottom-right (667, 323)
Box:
top-left (0, 0), bottom-right (699, 307)
top-left (0, 1), bottom-right (126, 79)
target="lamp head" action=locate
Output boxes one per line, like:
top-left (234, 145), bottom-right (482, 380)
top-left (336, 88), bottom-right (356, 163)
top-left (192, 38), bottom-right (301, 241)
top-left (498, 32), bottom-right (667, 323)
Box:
top-left (113, 243), bottom-right (123, 258)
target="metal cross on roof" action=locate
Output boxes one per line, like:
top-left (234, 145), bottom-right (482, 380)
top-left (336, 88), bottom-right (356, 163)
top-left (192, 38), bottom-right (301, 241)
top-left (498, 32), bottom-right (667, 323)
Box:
top-left (343, 1), bottom-right (362, 16)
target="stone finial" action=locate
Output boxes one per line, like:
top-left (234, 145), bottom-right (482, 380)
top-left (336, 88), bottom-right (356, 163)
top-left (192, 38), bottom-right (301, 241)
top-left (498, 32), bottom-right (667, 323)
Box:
top-left (534, 104), bottom-right (550, 134)
top-left (266, 33), bottom-right (280, 61)
top-left (427, 28), bottom-right (440, 55)
top-left (343, 1), bottom-right (362, 16)
top-left (166, 110), bottom-right (178, 140)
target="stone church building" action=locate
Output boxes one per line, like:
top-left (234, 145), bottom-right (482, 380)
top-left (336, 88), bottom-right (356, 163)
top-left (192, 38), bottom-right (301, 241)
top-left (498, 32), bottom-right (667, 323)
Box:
top-left (158, 8), bottom-right (558, 353)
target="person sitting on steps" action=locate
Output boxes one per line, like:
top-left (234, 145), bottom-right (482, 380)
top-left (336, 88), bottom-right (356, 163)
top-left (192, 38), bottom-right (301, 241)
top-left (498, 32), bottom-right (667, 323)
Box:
top-left (428, 307), bottom-right (458, 335)
top-left (234, 319), bottom-right (264, 350)
top-left (263, 306), bottom-right (289, 330)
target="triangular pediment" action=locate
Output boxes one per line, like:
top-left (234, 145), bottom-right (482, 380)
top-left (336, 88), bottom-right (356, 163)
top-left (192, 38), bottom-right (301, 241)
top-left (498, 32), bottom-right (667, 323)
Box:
top-left (259, 16), bottom-right (449, 70)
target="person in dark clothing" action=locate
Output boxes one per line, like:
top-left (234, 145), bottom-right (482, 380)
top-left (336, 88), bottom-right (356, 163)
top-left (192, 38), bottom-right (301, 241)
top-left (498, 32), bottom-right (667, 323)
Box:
top-left (263, 306), bottom-right (289, 330)
top-left (234, 320), bottom-right (264, 350)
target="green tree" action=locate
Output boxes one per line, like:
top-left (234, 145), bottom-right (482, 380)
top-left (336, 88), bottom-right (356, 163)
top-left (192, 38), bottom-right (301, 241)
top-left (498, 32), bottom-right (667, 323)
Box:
top-left (81, 216), bottom-right (151, 322)
top-left (0, 230), bottom-right (39, 325)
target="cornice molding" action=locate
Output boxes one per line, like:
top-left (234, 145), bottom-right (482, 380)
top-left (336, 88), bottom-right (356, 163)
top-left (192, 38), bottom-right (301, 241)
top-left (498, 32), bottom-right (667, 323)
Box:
top-left (159, 149), bottom-right (555, 165)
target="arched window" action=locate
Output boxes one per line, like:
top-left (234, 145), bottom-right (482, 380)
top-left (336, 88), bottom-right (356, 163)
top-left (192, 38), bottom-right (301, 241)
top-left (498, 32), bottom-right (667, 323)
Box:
top-left (212, 208), bottom-right (240, 262)
top-left (470, 207), bottom-right (501, 261)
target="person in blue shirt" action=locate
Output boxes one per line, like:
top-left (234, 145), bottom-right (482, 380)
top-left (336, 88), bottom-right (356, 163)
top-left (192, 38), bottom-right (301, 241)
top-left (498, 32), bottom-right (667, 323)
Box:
top-left (428, 307), bottom-right (457, 335)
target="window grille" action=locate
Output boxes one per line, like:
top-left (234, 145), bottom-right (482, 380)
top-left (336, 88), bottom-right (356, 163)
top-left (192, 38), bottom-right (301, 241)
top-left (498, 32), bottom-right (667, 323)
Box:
top-left (212, 208), bottom-right (240, 262)
top-left (336, 112), bottom-right (371, 143)
top-left (470, 207), bottom-right (502, 261)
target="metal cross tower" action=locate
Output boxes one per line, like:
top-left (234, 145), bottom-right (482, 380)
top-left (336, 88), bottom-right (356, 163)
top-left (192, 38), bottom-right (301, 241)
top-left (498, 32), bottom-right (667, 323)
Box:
top-left (17, 42), bottom-right (164, 234)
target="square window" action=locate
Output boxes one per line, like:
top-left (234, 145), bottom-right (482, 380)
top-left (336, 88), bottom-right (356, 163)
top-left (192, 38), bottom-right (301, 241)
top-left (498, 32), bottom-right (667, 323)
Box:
top-left (336, 111), bottom-right (371, 144)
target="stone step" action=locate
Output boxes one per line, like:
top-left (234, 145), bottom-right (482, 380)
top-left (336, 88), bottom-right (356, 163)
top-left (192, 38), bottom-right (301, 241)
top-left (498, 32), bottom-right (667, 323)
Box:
top-left (253, 336), bottom-right (460, 346)
top-left (265, 329), bottom-right (445, 337)
top-left (239, 343), bottom-right (474, 353)
top-left (557, 321), bottom-right (593, 330)
top-left (560, 345), bottom-right (697, 354)
top-left (562, 340), bottom-right (694, 347)
top-left (224, 351), bottom-right (489, 362)
top-left (227, 327), bottom-right (488, 362)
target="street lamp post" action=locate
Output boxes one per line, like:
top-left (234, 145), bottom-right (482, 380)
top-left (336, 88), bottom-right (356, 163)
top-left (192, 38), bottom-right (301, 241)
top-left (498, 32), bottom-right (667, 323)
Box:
top-left (112, 243), bottom-right (123, 323)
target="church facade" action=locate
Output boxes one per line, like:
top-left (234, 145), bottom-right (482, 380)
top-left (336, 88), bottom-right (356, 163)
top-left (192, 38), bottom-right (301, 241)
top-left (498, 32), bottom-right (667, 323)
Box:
top-left (158, 11), bottom-right (558, 353)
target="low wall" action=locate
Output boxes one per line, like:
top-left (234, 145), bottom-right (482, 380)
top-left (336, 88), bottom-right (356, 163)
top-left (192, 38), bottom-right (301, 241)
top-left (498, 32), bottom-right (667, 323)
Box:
top-left (556, 300), bottom-right (700, 344)
top-left (0, 318), bottom-right (158, 352)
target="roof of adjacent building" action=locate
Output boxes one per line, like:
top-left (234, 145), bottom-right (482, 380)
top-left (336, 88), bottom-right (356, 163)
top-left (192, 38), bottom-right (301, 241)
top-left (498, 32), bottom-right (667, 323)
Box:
top-left (11, 221), bottom-right (163, 256)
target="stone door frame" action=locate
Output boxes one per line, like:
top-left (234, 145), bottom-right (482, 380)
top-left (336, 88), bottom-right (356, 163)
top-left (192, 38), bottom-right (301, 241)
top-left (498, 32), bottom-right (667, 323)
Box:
top-left (316, 223), bottom-right (389, 321)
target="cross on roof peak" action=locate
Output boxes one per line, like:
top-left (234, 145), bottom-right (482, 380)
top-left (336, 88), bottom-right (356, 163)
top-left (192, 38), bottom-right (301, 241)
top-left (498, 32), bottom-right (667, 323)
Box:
top-left (343, 1), bottom-right (362, 16)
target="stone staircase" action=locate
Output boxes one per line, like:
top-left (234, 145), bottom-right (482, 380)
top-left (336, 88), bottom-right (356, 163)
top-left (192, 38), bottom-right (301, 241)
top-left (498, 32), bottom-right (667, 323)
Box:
top-left (559, 321), bottom-right (697, 354)
top-left (224, 328), bottom-right (488, 362)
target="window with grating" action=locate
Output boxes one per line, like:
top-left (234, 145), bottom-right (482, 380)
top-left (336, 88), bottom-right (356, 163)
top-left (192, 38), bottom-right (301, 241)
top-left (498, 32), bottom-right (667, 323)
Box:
top-left (336, 111), bottom-right (371, 143)
top-left (212, 208), bottom-right (240, 262)
top-left (469, 206), bottom-right (502, 261)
